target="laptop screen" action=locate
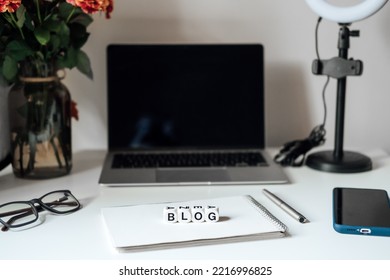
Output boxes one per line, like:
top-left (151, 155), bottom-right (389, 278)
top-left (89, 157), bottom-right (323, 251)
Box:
top-left (107, 44), bottom-right (264, 150)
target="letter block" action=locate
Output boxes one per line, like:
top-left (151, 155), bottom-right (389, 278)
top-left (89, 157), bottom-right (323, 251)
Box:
top-left (163, 205), bottom-right (220, 223)
top-left (205, 206), bottom-right (219, 222)
top-left (163, 206), bottom-right (177, 223)
top-left (191, 206), bottom-right (205, 223)
top-left (177, 206), bottom-right (192, 223)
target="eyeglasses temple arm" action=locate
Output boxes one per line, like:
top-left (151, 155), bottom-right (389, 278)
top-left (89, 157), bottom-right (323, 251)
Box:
top-left (1, 201), bottom-right (79, 231)
top-left (0, 201), bottom-right (77, 218)
top-left (0, 206), bottom-right (35, 218)
top-left (1, 208), bottom-right (37, 232)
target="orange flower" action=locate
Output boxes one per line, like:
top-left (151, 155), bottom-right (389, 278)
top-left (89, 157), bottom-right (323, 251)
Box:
top-left (0, 0), bottom-right (21, 13)
top-left (66, 0), bottom-right (113, 18)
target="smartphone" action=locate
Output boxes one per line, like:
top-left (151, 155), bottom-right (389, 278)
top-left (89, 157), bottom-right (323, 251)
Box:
top-left (333, 187), bottom-right (390, 237)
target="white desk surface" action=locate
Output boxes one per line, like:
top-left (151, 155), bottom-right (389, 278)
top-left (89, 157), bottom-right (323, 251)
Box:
top-left (1, 149), bottom-right (390, 260)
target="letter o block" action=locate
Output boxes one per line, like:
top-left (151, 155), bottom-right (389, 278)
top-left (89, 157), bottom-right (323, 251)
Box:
top-left (191, 206), bottom-right (205, 223)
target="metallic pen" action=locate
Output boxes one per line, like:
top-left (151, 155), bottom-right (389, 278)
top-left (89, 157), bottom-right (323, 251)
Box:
top-left (262, 189), bottom-right (309, 224)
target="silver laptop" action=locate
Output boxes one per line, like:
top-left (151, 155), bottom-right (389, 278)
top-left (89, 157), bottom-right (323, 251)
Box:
top-left (99, 44), bottom-right (288, 186)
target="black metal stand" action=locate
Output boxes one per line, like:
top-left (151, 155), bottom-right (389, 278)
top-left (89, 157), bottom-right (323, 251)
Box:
top-left (306, 25), bottom-right (372, 173)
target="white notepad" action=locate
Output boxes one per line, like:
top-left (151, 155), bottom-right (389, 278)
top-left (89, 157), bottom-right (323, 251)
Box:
top-left (101, 195), bottom-right (287, 251)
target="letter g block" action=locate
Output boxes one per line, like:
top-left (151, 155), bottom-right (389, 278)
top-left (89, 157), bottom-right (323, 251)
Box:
top-left (205, 206), bottom-right (219, 222)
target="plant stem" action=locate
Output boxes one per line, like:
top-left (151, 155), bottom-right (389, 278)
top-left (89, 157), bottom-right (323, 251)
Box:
top-left (8, 13), bottom-right (25, 40)
top-left (66, 7), bottom-right (76, 23)
top-left (35, 0), bottom-right (42, 24)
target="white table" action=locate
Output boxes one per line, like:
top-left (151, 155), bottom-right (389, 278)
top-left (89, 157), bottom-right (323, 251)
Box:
top-left (1, 149), bottom-right (390, 260)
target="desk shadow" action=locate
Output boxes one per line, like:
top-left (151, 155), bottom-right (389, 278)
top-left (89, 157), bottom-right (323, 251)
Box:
top-left (219, 216), bottom-right (230, 222)
top-left (78, 196), bottom-right (96, 209)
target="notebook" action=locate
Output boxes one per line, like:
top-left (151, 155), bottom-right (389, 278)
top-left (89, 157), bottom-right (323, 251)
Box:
top-left (101, 195), bottom-right (287, 251)
top-left (98, 44), bottom-right (288, 186)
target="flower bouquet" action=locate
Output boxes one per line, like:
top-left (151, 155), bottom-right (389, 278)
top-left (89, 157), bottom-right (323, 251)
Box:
top-left (0, 0), bottom-right (113, 178)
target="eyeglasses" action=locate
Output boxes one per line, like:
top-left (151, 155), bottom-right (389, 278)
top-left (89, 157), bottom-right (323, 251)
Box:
top-left (0, 190), bottom-right (81, 232)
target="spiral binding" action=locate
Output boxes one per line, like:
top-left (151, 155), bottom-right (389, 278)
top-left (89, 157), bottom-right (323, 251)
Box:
top-left (246, 195), bottom-right (288, 232)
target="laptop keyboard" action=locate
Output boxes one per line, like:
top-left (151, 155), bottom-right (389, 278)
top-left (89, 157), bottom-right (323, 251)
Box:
top-left (112, 152), bottom-right (268, 168)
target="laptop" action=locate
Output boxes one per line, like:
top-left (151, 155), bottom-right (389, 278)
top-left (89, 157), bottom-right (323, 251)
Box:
top-left (98, 44), bottom-right (288, 186)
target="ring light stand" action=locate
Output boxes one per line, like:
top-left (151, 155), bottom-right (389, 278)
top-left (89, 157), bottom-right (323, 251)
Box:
top-left (305, 25), bottom-right (372, 173)
top-left (304, 0), bottom-right (388, 173)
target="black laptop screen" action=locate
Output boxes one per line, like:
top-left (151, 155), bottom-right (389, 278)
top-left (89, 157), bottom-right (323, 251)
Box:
top-left (107, 44), bottom-right (264, 150)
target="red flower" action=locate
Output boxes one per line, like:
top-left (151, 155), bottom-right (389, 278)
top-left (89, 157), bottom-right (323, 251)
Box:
top-left (0, 0), bottom-right (21, 13)
top-left (71, 100), bottom-right (79, 121)
top-left (105, 0), bottom-right (113, 19)
top-left (66, 0), bottom-right (113, 18)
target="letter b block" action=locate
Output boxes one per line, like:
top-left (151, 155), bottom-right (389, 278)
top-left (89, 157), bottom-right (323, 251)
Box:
top-left (163, 206), bottom-right (177, 223)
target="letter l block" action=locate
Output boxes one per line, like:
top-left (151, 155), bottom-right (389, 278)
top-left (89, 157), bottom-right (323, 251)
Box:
top-left (178, 206), bottom-right (192, 223)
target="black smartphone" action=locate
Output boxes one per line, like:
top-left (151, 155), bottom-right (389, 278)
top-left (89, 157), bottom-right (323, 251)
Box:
top-left (333, 187), bottom-right (390, 236)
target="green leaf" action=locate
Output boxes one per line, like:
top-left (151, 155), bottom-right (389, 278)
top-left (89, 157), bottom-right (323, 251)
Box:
top-left (49, 34), bottom-right (61, 53)
top-left (45, 18), bottom-right (62, 33)
top-left (24, 11), bottom-right (34, 31)
top-left (70, 13), bottom-right (93, 27)
top-left (5, 40), bottom-right (33, 61)
top-left (57, 47), bottom-right (77, 69)
top-left (34, 26), bottom-right (50, 45)
top-left (15, 4), bottom-right (26, 28)
top-left (59, 2), bottom-right (81, 20)
top-left (59, 2), bottom-right (74, 17)
top-left (70, 23), bottom-right (89, 49)
top-left (58, 22), bottom-right (70, 48)
top-left (2, 56), bottom-right (18, 81)
top-left (76, 50), bottom-right (93, 79)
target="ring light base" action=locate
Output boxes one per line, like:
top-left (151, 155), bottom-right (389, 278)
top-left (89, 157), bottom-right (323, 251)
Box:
top-left (306, 151), bottom-right (372, 173)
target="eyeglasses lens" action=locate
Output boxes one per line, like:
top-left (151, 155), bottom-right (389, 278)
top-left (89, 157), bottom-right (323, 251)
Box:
top-left (41, 191), bottom-right (79, 213)
top-left (0, 203), bottom-right (37, 228)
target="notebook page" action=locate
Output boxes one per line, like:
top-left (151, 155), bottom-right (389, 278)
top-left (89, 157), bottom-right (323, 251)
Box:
top-left (101, 195), bottom-right (286, 249)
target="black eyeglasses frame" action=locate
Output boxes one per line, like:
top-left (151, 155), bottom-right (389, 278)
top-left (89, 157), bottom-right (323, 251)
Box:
top-left (0, 190), bottom-right (81, 231)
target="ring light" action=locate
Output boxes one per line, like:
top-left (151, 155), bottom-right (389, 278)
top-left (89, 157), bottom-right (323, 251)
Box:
top-left (305, 0), bottom-right (388, 23)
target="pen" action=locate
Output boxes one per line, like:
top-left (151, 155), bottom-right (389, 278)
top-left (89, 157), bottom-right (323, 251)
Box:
top-left (262, 189), bottom-right (309, 224)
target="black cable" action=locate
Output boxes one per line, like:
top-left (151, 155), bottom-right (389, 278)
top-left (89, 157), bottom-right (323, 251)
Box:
top-left (321, 76), bottom-right (330, 127)
top-left (315, 17), bottom-right (322, 61)
top-left (316, 17), bottom-right (329, 128)
top-left (274, 124), bottom-right (326, 166)
top-left (274, 17), bottom-right (329, 167)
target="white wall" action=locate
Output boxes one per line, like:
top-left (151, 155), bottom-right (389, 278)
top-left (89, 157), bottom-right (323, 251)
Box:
top-left (66, 0), bottom-right (390, 153)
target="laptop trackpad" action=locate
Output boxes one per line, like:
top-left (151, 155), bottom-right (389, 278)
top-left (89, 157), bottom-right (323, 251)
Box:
top-left (156, 168), bottom-right (229, 183)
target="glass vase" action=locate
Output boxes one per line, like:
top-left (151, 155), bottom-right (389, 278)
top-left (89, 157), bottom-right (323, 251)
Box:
top-left (8, 64), bottom-right (72, 179)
